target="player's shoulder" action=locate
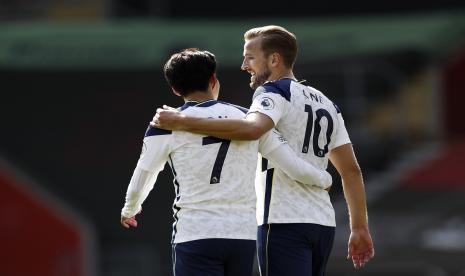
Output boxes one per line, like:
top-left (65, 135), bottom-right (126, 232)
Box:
top-left (304, 84), bottom-right (326, 98)
top-left (144, 125), bottom-right (172, 137)
top-left (178, 99), bottom-right (248, 117)
top-left (256, 78), bottom-right (293, 102)
top-left (216, 101), bottom-right (249, 114)
top-left (303, 85), bottom-right (342, 114)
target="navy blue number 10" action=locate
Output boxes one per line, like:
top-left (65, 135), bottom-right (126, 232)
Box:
top-left (302, 104), bottom-right (334, 157)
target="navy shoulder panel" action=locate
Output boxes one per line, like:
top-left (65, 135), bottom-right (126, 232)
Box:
top-left (145, 125), bottom-right (172, 137)
top-left (262, 79), bottom-right (292, 101)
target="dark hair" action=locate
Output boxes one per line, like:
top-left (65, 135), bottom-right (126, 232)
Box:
top-left (163, 48), bottom-right (217, 97)
top-left (244, 25), bottom-right (298, 69)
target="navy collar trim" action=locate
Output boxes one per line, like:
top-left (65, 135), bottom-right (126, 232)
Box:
top-left (180, 99), bottom-right (218, 111)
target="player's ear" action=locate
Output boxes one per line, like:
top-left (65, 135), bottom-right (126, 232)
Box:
top-left (210, 74), bottom-right (218, 89)
top-left (270, 52), bottom-right (280, 67)
top-left (171, 87), bottom-right (182, 97)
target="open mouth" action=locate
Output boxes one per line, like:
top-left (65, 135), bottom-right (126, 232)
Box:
top-left (249, 72), bottom-right (256, 80)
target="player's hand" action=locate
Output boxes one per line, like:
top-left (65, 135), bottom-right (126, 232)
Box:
top-left (150, 105), bottom-right (185, 130)
top-left (121, 216), bottom-right (138, 229)
top-left (320, 171), bottom-right (332, 190)
top-left (347, 227), bottom-right (374, 269)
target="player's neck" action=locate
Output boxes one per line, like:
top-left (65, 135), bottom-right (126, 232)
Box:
top-left (183, 91), bottom-right (215, 103)
top-left (269, 69), bottom-right (296, 82)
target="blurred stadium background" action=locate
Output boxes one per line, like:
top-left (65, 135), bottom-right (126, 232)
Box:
top-left (1, 1), bottom-right (465, 275)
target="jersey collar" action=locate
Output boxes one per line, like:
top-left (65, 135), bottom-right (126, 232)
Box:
top-left (180, 99), bottom-right (218, 111)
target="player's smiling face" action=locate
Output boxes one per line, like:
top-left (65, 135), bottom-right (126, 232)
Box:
top-left (241, 37), bottom-right (272, 90)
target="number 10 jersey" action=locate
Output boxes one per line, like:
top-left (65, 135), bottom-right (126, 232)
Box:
top-left (249, 79), bottom-right (351, 227)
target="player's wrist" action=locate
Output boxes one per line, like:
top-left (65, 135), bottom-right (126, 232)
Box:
top-left (350, 224), bottom-right (369, 232)
top-left (321, 171), bottom-right (332, 189)
top-left (121, 206), bottom-right (140, 219)
top-left (176, 114), bottom-right (190, 131)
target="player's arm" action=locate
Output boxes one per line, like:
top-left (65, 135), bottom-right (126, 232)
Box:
top-left (121, 127), bottom-right (171, 228)
top-left (153, 107), bottom-right (274, 140)
top-left (329, 143), bottom-right (374, 268)
top-left (152, 88), bottom-right (286, 140)
top-left (259, 129), bottom-right (332, 189)
top-left (121, 167), bottom-right (159, 228)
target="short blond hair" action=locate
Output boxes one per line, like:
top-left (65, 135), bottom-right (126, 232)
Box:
top-left (244, 25), bottom-right (298, 68)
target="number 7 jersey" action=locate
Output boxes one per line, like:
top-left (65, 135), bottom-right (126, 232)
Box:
top-left (249, 79), bottom-right (351, 227)
top-left (130, 100), bottom-right (286, 244)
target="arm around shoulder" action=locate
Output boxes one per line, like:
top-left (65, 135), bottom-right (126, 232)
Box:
top-left (170, 111), bottom-right (274, 140)
top-left (153, 105), bottom-right (274, 140)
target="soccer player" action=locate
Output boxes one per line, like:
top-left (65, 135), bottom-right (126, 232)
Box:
top-left (121, 48), bottom-right (333, 276)
top-left (153, 26), bottom-right (375, 275)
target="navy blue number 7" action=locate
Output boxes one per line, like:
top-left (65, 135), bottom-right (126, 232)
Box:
top-left (202, 136), bottom-right (231, 184)
top-left (302, 104), bottom-right (334, 157)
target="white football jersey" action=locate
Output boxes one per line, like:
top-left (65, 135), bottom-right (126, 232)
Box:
top-left (249, 79), bottom-right (351, 227)
top-left (128, 100), bottom-right (286, 244)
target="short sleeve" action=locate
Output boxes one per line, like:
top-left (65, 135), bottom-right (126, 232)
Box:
top-left (248, 90), bottom-right (288, 125)
top-left (331, 113), bottom-right (351, 150)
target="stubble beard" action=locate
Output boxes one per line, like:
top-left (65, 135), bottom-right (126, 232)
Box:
top-left (250, 67), bottom-right (272, 90)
